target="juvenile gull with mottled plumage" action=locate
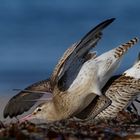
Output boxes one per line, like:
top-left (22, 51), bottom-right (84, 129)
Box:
top-left (4, 18), bottom-right (114, 122)
top-left (76, 44), bottom-right (140, 121)
top-left (19, 35), bottom-right (139, 122)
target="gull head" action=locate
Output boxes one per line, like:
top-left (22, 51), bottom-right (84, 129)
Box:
top-left (20, 103), bottom-right (50, 123)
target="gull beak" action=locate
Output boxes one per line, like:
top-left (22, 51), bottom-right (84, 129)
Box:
top-left (19, 113), bottom-right (35, 123)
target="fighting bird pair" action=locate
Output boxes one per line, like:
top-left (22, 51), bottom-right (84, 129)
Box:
top-left (3, 18), bottom-right (140, 123)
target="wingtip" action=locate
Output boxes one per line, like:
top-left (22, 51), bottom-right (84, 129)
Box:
top-left (3, 103), bottom-right (7, 118)
top-left (82, 18), bottom-right (116, 41)
top-left (109, 18), bottom-right (116, 22)
top-left (92, 17), bottom-right (116, 32)
top-left (3, 103), bottom-right (11, 119)
top-left (104, 18), bottom-right (115, 24)
top-left (108, 18), bottom-right (116, 24)
top-left (3, 108), bottom-right (8, 119)
top-left (102, 18), bottom-right (116, 27)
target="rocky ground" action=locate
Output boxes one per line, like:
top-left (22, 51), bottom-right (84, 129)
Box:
top-left (0, 111), bottom-right (140, 140)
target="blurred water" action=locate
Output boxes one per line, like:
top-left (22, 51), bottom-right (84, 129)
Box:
top-left (0, 0), bottom-right (140, 94)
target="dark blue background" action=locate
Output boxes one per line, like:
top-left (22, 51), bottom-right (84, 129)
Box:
top-left (0, 0), bottom-right (140, 95)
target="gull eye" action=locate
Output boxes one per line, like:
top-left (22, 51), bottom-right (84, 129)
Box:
top-left (37, 108), bottom-right (41, 112)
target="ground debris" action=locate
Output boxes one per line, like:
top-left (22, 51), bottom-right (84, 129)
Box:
top-left (0, 111), bottom-right (140, 140)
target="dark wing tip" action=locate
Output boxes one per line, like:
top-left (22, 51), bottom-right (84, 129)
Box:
top-left (3, 79), bottom-right (51, 119)
top-left (98, 18), bottom-right (115, 27)
top-left (3, 93), bottom-right (44, 119)
top-left (102, 18), bottom-right (115, 28)
top-left (91, 17), bottom-right (115, 33)
top-left (106, 18), bottom-right (116, 23)
top-left (3, 108), bottom-right (8, 118)
top-left (81, 18), bottom-right (115, 43)
top-left (3, 99), bottom-right (18, 118)
top-left (3, 102), bottom-right (16, 118)
top-left (3, 101), bottom-right (10, 118)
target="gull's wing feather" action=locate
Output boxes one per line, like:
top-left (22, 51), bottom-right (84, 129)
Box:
top-left (51, 18), bottom-right (115, 86)
top-left (3, 79), bottom-right (52, 118)
top-left (56, 18), bottom-right (115, 91)
top-left (95, 37), bottom-right (139, 89)
top-left (76, 38), bottom-right (139, 120)
top-left (3, 18), bottom-right (115, 118)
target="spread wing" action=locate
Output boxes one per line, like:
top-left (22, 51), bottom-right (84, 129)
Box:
top-left (75, 38), bottom-right (139, 120)
top-left (55, 18), bottom-right (115, 91)
top-left (94, 37), bottom-right (139, 89)
top-left (3, 79), bottom-right (52, 118)
top-left (3, 18), bottom-right (115, 119)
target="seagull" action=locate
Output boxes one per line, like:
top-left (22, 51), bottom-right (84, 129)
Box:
top-left (3, 18), bottom-right (114, 120)
top-left (19, 37), bottom-right (138, 123)
top-left (77, 49), bottom-right (140, 121)
top-left (75, 37), bottom-right (139, 120)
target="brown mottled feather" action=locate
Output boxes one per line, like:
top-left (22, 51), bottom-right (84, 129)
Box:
top-left (114, 38), bottom-right (138, 58)
top-left (94, 75), bottom-right (140, 120)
